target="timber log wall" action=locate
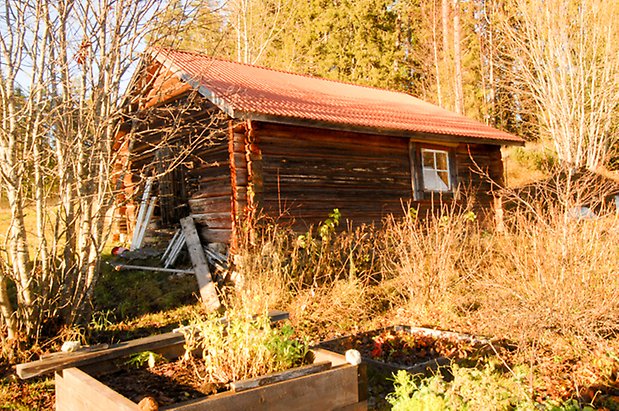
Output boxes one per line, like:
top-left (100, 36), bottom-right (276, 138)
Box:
top-left (117, 103), bottom-right (504, 245)
top-left (248, 122), bottom-right (411, 230)
top-left (186, 134), bottom-right (233, 244)
top-left (231, 121), bottom-right (504, 231)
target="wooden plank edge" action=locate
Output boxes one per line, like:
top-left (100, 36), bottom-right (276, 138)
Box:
top-left (265, 309), bottom-right (289, 323)
top-left (312, 348), bottom-right (349, 367)
top-left (162, 363), bottom-right (360, 411)
top-left (180, 216), bottom-right (221, 311)
top-left (57, 367), bottom-right (138, 411)
top-left (40, 343), bottom-right (109, 360)
top-left (230, 361), bottom-right (331, 392)
top-left (16, 332), bottom-right (184, 380)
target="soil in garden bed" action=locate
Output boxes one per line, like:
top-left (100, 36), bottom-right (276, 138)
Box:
top-left (96, 358), bottom-right (225, 406)
top-left (318, 327), bottom-right (490, 410)
top-left (319, 327), bottom-right (479, 368)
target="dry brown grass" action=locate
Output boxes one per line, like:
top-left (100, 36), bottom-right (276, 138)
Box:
top-left (231, 188), bottom-right (619, 403)
top-left (377, 207), bottom-right (486, 328)
top-left (230, 217), bottom-right (382, 340)
top-left (503, 143), bottom-right (552, 187)
top-left (475, 213), bottom-right (619, 341)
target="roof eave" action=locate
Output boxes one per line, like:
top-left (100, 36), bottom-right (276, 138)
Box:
top-left (184, 76), bottom-right (237, 119)
top-left (238, 111), bottom-right (525, 147)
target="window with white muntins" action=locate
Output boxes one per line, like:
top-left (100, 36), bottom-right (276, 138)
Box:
top-left (409, 142), bottom-right (457, 200)
top-left (421, 148), bottom-right (451, 191)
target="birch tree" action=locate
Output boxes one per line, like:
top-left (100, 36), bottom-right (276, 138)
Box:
top-left (452, 0), bottom-right (464, 114)
top-left (0, 0), bottom-right (166, 354)
top-left (153, 0), bottom-right (294, 66)
top-left (502, 0), bottom-right (619, 170)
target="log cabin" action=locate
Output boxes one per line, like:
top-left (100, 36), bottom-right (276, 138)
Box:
top-left (112, 47), bottom-right (524, 248)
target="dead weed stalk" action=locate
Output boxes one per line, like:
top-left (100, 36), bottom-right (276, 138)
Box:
top-left (230, 194), bottom-right (619, 398)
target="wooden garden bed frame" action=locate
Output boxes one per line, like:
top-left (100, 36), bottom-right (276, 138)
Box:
top-left (17, 311), bottom-right (366, 410)
top-left (50, 337), bottom-right (366, 411)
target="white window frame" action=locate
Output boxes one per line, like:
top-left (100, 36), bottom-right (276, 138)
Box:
top-left (421, 148), bottom-right (451, 192)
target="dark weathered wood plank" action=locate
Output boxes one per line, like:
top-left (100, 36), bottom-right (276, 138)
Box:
top-left (260, 154), bottom-right (410, 167)
top-left (40, 343), bottom-right (109, 360)
top-left (261, 187), bottom-right (412, 199)
top-left (187, 164), bottom-right (229, 179)
top-left (261, 172), bottom-right (412, 185)
top-left (188, 195), bottom-right (231, 208)
top-left (198, 227), bottom-right (232, 244)
top-left (164, 364), bottom-right (361, 411)
top-left (196, 175), bottom-right (230, 185)
top-left (192, 183), bottom-right (232, 198)
top-left (191, 212), bottom-right (233, 229)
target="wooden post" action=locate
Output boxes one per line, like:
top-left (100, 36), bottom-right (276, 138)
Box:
top-left (180, 216), bottom-right (221, 311)
top-left (494, 196), bottom-right (505, 233)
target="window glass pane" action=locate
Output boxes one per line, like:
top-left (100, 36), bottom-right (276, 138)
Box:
top-left (423, 169), bottom-right (450, 191)
top-left (422, 151), bottom-right (435, 168)
top-left (436, 151), bottom-right (448, 171)
top-left (438, 171), bottom-right (450, 188)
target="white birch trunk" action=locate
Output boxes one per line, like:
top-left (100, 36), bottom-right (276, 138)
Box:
top-left (0, 0), bottom-right (167, 350)
top-left (502, 0), bottom-right (619, 170)
top-left (432, 0), bottom-right (443, 108)
top-left (452, 0), bottom-right (464, 115)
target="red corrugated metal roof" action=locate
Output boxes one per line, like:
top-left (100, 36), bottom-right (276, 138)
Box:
top-left (149, 48), bottom-right (523, 145)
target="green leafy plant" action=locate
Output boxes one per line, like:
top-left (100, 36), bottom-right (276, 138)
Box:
top-left (386, 363), bottom-right (598, 411)
top-left (319, 208), bottom-right (341, 239)
top-left (89, 310), bottom-right (115, 331)
top-left (387, 362), bottom-right (535, 411)
top-left (181, 309), bottom-right (310, 384)
top-left (125, 351), bottom-right (165, 368)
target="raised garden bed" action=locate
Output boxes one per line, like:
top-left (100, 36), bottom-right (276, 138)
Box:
top-left (318, 325), bottom-right (491, 375)
top-left (53, 338), bottom-right (367, 411)
top-left (16, 311), bottom-right (366, 410)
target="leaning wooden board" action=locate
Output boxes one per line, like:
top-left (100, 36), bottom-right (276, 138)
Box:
top-left (54, 346), bottom-right (367, 411)
top-left (180, 216), bottom-right (220, 311)
top-left (18, 332), bottom-right (184, 380)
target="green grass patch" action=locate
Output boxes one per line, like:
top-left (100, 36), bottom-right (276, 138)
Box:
top-left (93, 256), bottom-right (200, 321)
top-left (87, 303), bottom-right (207, 344)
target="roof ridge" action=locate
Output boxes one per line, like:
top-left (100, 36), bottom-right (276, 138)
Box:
top-left (149, 46), bottom-right (425, 100)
